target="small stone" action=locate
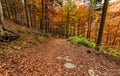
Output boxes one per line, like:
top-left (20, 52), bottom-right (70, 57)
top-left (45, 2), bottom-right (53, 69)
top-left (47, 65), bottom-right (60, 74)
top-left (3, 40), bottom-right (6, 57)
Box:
top-left (78, 65), bottom-right (83, 71)
top-left (88, 69), bottom-right (95, 76)
top-left (64, 62), bottom-right (76, 69)
top-left (64, 56), bottom-right (72, 62)
top-left (56, 56), bottom-right (62, 60)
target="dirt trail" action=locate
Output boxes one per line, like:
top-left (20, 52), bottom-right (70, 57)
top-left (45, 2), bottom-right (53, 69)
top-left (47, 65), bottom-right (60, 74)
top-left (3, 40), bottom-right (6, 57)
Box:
top-left (0, 38), bottom-right (120, 76)
top-left (0, 20), bottom-right (120, 76)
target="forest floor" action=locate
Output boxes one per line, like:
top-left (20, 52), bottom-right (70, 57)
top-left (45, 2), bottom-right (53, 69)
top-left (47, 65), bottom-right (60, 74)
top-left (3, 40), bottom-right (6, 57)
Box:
top-left (0, 20), bottom-right (120, 76)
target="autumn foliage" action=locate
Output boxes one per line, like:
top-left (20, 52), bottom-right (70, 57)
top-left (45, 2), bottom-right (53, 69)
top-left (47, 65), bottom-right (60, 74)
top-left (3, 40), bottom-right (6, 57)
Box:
top-left (1, 0), bottom-right (120, 49)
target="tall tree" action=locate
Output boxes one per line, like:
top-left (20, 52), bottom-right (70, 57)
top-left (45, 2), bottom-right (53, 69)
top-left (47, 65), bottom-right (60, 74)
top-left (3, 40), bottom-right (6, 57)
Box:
top-left (0, 1), bottom-right (4, 36)
top-left (24, 0), bottom-right (31, 28)
top-left (87, 0), bottom-right (92, 39)
top-left (63, 0), bottom-right (76, 37)
top-left (41, 0), bottom-right (45, 32)
top-left (4, 0), bottom-right (10, 18)
top-left (96, 0), bottom-right (109, 50)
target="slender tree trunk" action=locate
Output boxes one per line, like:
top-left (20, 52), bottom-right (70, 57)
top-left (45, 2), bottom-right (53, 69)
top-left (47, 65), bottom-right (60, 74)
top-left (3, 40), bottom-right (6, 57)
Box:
top-left (112, 24), bottom-right (120, 45)
top-left (87, 0), bottom-right (92, 39)
top-left (28, 5), bottom-right (33, 28)
top-left (77, 25), bottom-right (80, 36)
top-left (0, 1), bottom-right (4, 36)
top-left (82, 22), bottom-right (85, 36)
top-left (96, 0), bottom-right (109, 50)
top-left (10, 0), bottom-right (14, 19)
top-left (41, 0), bottom-right (45, 32)
top-left (14, 7), bottom-right (18, 22)
top-left (32, 0), bottom-right (37, 28)
top-left (106, 31), bottom-right (110, 44)
top-left (66, 11), bottom-right (70, 37)
top-left (45, 2), bottom-right (48, 33)
top-left (5, 0), bottom-right (10, 18)
top-left (24, 0), bottom-right (31, 28)
top-left (73, 25), bottom-right (76, 36)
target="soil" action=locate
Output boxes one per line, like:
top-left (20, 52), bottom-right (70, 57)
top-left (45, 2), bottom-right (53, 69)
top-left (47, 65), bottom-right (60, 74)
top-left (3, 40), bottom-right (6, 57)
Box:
top-left (0, 20), bottom-right (120, 76)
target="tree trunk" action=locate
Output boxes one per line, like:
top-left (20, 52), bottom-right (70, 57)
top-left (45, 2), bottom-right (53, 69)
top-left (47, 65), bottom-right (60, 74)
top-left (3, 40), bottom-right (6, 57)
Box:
top-left (66, 11), bottom-right (70, 37)
top-left (87, 0), bottom-right (92, 39)
top-left (44, 2), bottom-right (47, 33)
top-left (41, 0), bottom-right (45, 33)
top-left (112, 24), bottom-right (120, 45)
top-left (24, 0), bottom-right (31, 28)
top-left (9, 0), bottom-right (14, 19)
top-left (32, 0), bottom-right (37, 28)
top-left (28, 5), bottom-right (33, 28)
top-left (96, 0), bottom-right (109, 50)
top-left (4, 0), bottom-right (10, 18)
top-left (0, 1), bottom-right (4, 36)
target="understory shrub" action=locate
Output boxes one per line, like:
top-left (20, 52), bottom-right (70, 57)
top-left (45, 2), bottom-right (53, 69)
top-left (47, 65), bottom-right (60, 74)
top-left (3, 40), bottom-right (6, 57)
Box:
top-left (102, 49), bottom-right (120, 58)
top-left (68, 35), bottom-right (95, 48)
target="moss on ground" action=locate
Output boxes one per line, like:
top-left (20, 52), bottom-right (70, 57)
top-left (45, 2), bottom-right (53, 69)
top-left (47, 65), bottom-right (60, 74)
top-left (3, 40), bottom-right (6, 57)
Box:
top-left (35, 34), bottom-right (48, 42)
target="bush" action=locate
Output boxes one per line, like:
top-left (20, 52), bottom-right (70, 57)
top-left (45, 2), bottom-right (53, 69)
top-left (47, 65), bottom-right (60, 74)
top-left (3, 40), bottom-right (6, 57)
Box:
top-left (68, 35), bottom-right (95, 48)
top-left (103, 49), bottom-right (120, 58)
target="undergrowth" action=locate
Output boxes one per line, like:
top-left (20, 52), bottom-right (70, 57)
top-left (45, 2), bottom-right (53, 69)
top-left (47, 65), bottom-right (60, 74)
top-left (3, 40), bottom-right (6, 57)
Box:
top-left (68, 35), bottom-right (95, 48)
top-left (68, 35), bottom-right (120, 58)
top-left (106, 49), bottom-right (120, 58)
top-left (35, 33), bottom-right (50, 42)
top-left (100, 46), bottom-right (120, 58)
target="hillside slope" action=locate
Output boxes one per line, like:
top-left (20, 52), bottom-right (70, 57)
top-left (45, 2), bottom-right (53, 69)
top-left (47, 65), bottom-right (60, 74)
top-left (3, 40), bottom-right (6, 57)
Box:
top-left (0, 20), bottom-right (120, 76)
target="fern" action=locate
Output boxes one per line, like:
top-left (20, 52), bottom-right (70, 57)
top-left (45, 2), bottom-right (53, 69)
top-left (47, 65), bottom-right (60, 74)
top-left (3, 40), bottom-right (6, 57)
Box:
top-left (68, 35), bottom-right (95, 48)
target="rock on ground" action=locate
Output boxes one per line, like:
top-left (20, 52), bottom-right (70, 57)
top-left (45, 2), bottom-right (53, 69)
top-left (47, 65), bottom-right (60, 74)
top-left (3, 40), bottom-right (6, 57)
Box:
top-left (64, 62), bottom-right (76, 69)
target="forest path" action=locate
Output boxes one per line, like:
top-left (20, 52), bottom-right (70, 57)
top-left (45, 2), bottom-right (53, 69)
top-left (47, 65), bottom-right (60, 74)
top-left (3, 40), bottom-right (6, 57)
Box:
top-left (0, 38), bottom-right (120, 76)
top-left (0, 20), bottom-right (120, 76)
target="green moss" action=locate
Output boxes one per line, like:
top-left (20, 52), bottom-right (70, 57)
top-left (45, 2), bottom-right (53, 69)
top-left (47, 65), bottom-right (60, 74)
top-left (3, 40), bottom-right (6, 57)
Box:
top-left (17, 29), bottom-right (28, 36)
top-left (12, 46), bottom-right (21, 51)
top-left (36, 34), bottom-right (48, 42)
top-left (4, 30), bottom-right (9, 35)
top-left (0, 48), bottom-right (4, 53)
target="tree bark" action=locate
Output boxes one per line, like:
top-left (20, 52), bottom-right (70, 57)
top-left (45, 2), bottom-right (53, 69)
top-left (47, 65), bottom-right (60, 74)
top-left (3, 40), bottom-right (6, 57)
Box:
top-left (112, 24), bottom-right (120, 45)
top-left (87, 0), bottom-right (92, 39)
top-left (66, 6), bottom-right (70, 38)
top-left (4, 0), bottom-right (10, 18)
top-left (24, 0), bottom-right (31, 28)
top-left (41, 0), bottom-right (45, 32)
top-left (96, 0), bottom-right (109, 50)
top-left (0, 1), bottom-right (4, 36)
